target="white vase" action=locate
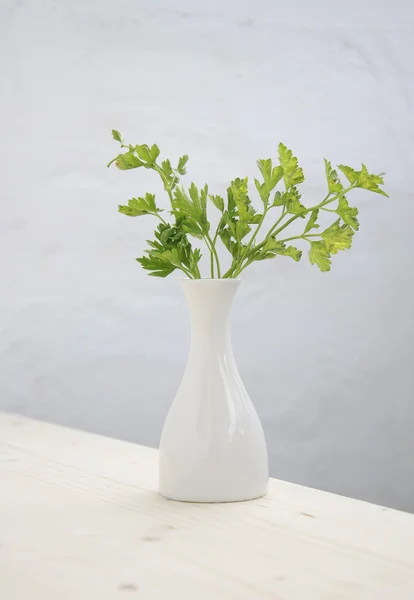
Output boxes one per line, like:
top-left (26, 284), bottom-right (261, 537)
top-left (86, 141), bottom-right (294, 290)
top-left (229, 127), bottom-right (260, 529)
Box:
top-left (159, 279), bottom-right (269, 502)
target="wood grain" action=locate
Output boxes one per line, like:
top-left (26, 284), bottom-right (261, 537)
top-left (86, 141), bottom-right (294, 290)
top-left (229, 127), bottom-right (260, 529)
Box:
top-left (1, 413), bottom-right (413, 599)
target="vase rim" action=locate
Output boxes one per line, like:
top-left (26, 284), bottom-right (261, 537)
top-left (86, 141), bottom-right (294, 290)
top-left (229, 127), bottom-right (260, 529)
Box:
top-left (180, 278), bottom-right (241, 283)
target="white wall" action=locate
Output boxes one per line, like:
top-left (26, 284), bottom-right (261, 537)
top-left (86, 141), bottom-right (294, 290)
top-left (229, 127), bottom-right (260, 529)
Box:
top-left (1, 0), bottom-right (413, 511)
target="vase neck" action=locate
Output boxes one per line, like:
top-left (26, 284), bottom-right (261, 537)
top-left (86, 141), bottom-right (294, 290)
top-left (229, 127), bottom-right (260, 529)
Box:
top-left (181, 279), bottom-right (240, 349)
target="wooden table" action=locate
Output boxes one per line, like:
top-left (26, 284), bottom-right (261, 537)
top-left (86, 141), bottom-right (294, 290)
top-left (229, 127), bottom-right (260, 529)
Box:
top-left (1, 413), bottom-right (414, 599)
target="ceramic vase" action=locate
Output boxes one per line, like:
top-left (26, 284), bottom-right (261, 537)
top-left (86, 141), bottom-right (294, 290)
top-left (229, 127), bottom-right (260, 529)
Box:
top-left (159, 279), bottom-right (268, 502)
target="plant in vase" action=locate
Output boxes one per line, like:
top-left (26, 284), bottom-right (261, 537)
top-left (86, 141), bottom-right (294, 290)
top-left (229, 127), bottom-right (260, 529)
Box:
top-left (109, 130), bottom-right (388, 502)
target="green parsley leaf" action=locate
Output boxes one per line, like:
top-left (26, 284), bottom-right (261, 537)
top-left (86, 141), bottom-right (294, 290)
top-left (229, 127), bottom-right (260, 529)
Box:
top-left (336, 196), bottom-right (359, 231)
top-left (172, 184), bottom-right (209, 238)
top-left (161, 158), bottom-right (173, 176)
top-left (358, 164), bottom-right (388, 197)
top-left (113, 151), bottom-right (144, 170)
top-left (309, 240), bottom-right (331, 272)
top-left (272, 187), bottom-right (306, 214)
top-left (230, 177), bottom-right (262, 223)
top-left (177, 155), bottom-right (189, 175)
top-left (218, 224), bottom-right (238, 257)
top-left (324, 159), bottom-right (344, 194)
top-left (256, 161), bottom-right (284, 205)
top-left (321, 219), bottom-right (354, 253)
top-left (255, 238), bottom-right (302, 262)
top-left (338, 164), bottom-right (388, 197)
top-left (137, 222), bottom-right (201, 278)
top-left (273, 191), bottom-right (285, 207)
top-left (189, 247), bottom-right (202, 272)
top-left (210, 194), bottom-right (225, 212)
top-left (134, 144), bottom-right (153, 163)
top-left (257, 159), bottom-right (272, 182)
top-left (254, 178), bottom-right (264, 198)
top-left (285, 188), bottom-right (306, 215)
top-left (304, 208), bottom-right (320, 233)
top-left (111, 129), bottom-right (123, 143)
top-left (337, 164), bottom-right (359, 185)
top-left (235, 221), bottom-right (251, 241)
top-left (149, 144), bottom-right (160, 162)
top-left (136, 253), bottom-right (176, 277)
top-left (278, 143), bottom-right (304, 188)
top-left (118, 193), bottom-right (159, 217)
top-left (270, 165), bottom-right (284, 189)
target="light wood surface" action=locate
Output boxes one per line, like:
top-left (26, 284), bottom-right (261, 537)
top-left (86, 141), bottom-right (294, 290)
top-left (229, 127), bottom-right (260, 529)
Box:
top-left (1, 413), bottom-right (413, 599)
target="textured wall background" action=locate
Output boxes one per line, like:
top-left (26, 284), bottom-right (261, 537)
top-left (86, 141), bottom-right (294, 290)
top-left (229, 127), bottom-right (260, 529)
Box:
top-left (1, 0), bottom-right (413, 511)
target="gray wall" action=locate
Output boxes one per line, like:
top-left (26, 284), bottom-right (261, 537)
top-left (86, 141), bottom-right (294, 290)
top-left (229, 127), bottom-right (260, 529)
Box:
top-left (1, 0), bottom-right (413, 511)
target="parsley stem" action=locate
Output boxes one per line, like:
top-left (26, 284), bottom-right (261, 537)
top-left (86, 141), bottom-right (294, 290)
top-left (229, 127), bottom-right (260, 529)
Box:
top-left (202, 235), bottom-right (214, 278)
top-left (268, 205), bottom-right (287, 236)
top-left (279, 234), bottom-right (319, 243)
top-left (232, 204), bottom-right (288, 278)
top-left (179, 265), bottom-right (195, 279)
top-left (231, 206), bottom-right (269, 278)
top-left (268, 191), bottom-right (335, 239)
top-left (155, 211), bottom-right (168, 226)
top-left (154, 165), bottom-right (174, 205)
top-left (205, 232), bottom-right (221, 278)
top-left (242, 207), bottom-right (268, 259)
top-left (209, 244), bottom-right (215, 278)
top-left (232, 256), bottom-right (255, 277)
top-left (222, 258), bottom-right (238, 279)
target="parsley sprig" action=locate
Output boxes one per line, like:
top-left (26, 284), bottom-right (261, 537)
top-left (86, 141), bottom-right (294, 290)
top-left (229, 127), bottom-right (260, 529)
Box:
top-left (108, 130), bottom-right (388, 278)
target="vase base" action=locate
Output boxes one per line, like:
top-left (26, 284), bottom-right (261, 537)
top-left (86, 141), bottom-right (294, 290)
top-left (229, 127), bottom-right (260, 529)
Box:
top-left (159, 486), bottom-right (268, 504)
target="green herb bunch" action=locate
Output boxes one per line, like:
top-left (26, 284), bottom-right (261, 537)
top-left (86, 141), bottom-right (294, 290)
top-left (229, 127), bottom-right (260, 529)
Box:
top-left (108, 130), bottom-right (388, 278)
